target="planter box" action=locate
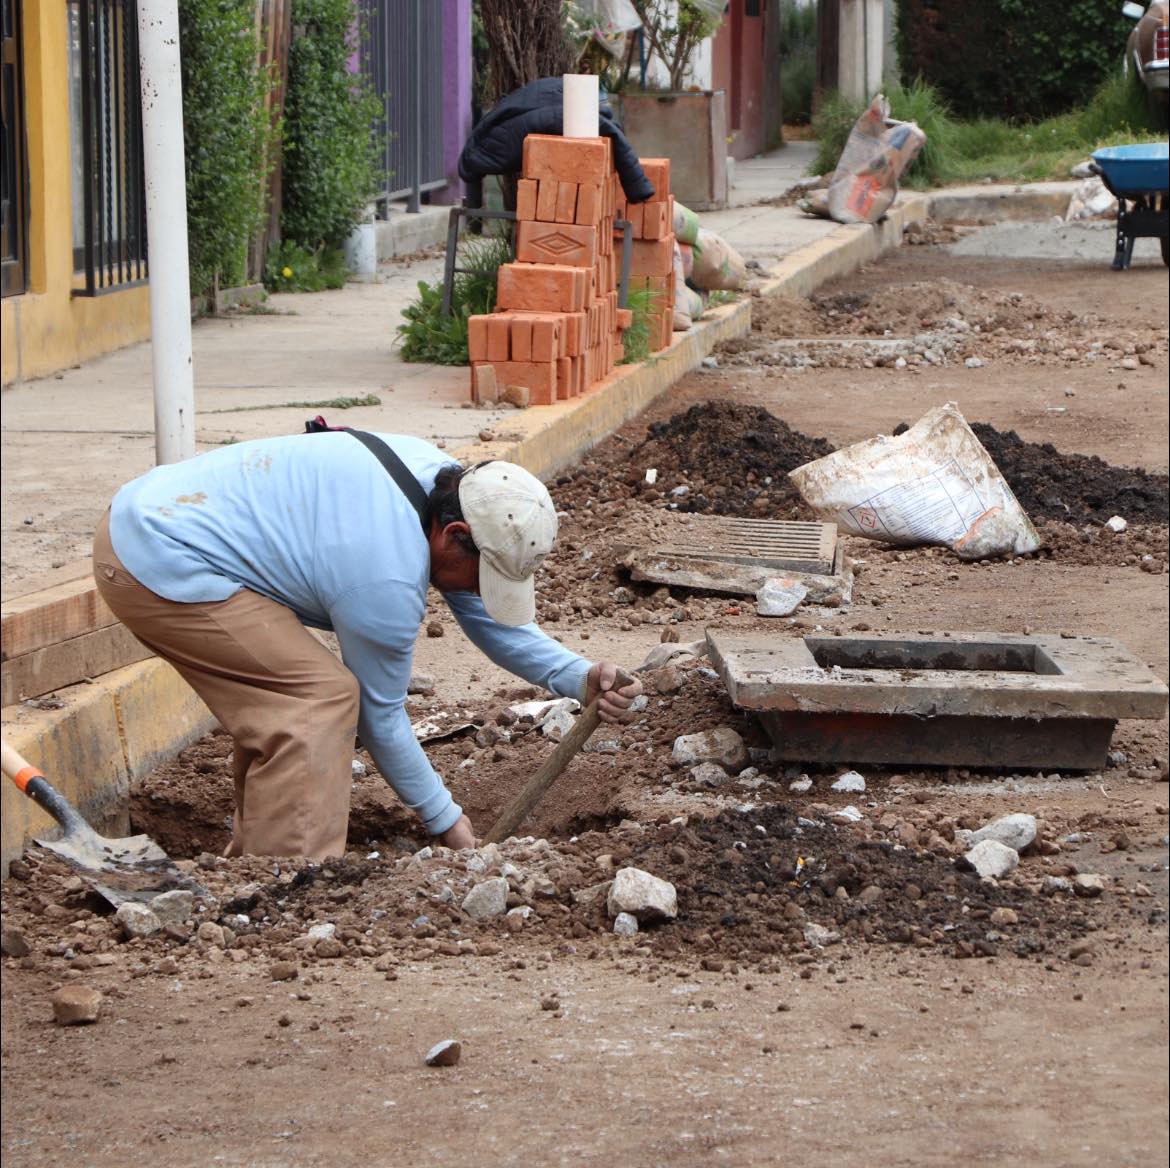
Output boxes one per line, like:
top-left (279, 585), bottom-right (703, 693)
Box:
top-left (612, 90), bottom-right (729, 211)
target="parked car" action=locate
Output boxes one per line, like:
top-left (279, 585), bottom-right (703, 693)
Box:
top-left (1123, 1), bottom-right (1169, 124)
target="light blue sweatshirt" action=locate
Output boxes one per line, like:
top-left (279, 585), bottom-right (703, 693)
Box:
top-left (109, 431), bottom-right (591, 836)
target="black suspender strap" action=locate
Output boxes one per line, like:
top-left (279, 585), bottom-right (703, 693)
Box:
top-left (304, 417), bottom-right (431, 533)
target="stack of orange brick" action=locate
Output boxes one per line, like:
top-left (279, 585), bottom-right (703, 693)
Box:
top-left (468, 134), bottom-right (638, 406)
top-left (615, 158), bottom-right (675, 353)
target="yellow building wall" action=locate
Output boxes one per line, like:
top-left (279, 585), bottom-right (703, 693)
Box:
top-left (1, 0), bottom-right (152, 387)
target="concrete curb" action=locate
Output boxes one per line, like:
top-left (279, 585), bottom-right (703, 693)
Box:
top-left (0, 181), bottom-right (1068, 873)
top-left (1, 659), bottom-right (214, 873)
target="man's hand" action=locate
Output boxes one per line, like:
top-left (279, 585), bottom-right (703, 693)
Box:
top-left (585, 662), bottom-right (643, 723)
top-left (437, 814), bottom-right (476, 850)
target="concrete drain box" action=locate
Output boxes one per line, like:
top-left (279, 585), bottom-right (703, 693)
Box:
top-left (707, 630), bottom-right (1169, 771)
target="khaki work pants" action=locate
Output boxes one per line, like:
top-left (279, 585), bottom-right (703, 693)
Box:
top-left (93, 513), bottom-right (359, 860)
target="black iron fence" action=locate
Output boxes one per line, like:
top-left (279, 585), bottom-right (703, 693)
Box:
top-left (359, 0), bottom-right (447, 213)
top-left (1, 0), bottom-right (26, 297)
top-left (69, 0), bottom-right (147, 295)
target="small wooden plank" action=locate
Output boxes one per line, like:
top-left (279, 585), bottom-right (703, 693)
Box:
top-left (1, 623), bottom-right (153, 706)
top-left (1, 580), bottom-right (116, 660)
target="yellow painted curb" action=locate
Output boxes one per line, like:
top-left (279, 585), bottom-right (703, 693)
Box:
top-left (1, 658), bottom-right (214, 873)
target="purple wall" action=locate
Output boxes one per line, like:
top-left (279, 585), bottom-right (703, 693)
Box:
top-left (431, 0), bottom-right (473, 204)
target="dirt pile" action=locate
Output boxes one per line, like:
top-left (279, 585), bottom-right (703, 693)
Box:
top-left (719, 277), bottom-right (1167, 372)
top-left (969, 422), bottom-right (1169, 525)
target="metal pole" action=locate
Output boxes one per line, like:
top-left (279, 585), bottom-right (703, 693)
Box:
top-left (136, 0), bottom-right (196, 464)
top-left (408, 0), bottom-right (422, 213)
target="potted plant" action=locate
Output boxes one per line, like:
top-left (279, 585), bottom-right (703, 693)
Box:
top-left (612, 0), bottom-right (728, 209)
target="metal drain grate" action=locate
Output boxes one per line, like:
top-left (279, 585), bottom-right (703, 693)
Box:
top-left (646, 516), bottom-right (838, 575)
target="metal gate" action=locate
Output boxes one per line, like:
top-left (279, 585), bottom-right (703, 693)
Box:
top-left (359, 0), bottom-right (446, 213)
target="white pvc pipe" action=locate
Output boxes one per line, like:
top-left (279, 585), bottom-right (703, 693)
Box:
top-left (137, 0), bottom-right (196, 464)
top-left (563, 74), bottom-right (599, 138)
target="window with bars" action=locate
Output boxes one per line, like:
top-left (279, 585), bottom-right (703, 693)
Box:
top-left (68, 0), bottom-right (147, 295)
top-left (1, 0), bottom-right (26, 297)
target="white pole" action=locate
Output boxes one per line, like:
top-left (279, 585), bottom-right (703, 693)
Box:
top-left (137, 0), bottom-right (196, 464)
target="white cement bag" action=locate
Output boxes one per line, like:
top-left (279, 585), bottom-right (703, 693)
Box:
top-left (789, 403), bottom-right (1041, 560)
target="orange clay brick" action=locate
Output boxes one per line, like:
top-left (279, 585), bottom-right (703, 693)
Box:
top-left (639, 158), bottom-right (671, 200)
top-left (467, 315), bottom-right (490, 362)
top-left (564, 311), bottom-right (585, 356)
top-left (556, 356), bottom-right (572, 400)
top-left (516, 179), bottom-right (538, 222)
top-left (623, 202), bottom-right (644, 237)
top-left (573, 267), bottom-right (588, 309)
top-left (575, 182), bottom-right (601, 226)
top-left (616, 307), bottom-right (633, 330)
top-left (641, 199), bottom-right (669, 240)
top-left (536, 179), bottom-right (559, 221)
top-left (470, 363), bottom-right (498, 404)
top-left (488, 360), bottom-right (557, 406)
top-left (486, 315), bottom-right (511, 361)
top-left (522, 134), bottom-right (610, 184)
top-left (496, 263), bottom-right (585, 313)
top-left (630, 236), bottom-right (675, 277)
top-left (516, 220), bottom-right (598, 269)
top-left (530, 316), bottom-right (560, 362)
top-left (554, 181), bottom-right (578, 224)
top-left (509, 315), bottom-right (533, 362)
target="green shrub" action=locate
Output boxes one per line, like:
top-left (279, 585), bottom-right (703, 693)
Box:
top-left (264, 241), bottom-right (349, 292)
top-left (178, 0), bottom-right (275, 300)
top-left (282, 0), bottom-right (382, 249)
top-left (895, 0), bottom-right (1132, 121)
top-left (397, 235), bottom-right (512, 365)
top-left (619, 285), bottom-right (657, 365)
top-left (778, 0), bottom-right (816, 124)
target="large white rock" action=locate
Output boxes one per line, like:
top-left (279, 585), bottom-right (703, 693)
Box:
top-left (756, 577), bottom-right (808, 617)
top-left (964, 838), bottom-right (1019, 880)
top-left (830, 770), bottom-right (866, 793)
top-left (672, 727), bottom-right (747, 770)
top-left (115, 901), bottom-right (161, 939)
top-left (461, 877), bottom-right (509, 919)
top-left (960, 813), bottom-right (1037, 853)
top-left (607, 867), bottom-right (678, 922)
top-left (149, 889), bottom-right (194, 926)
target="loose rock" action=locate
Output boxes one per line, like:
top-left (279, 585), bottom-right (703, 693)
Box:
top-left (115, 902), bottom-right (162, 940)
top-left (960, 813), bottom-right (1037, 853)
top-left (830, 771), bottom-right (866, 794)
top-left (607, 867), bottom-right (678, 922)
top-left (613, 912), bottom-right (639, 936)
top-left (963, 839), bottom-right (1019, 880)
top-left (462, 877), bottom-right (509, 919)
top-left (51, 985), bottom-right (103, 1026)
top-left (672, 727), bottom-right (747, 770)
top-left (424, 1039), bottom-right (462, 1067)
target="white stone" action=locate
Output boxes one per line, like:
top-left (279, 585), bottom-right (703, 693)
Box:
top-left (115, 901), bottom-right (161, 939)
top-left (612, 912), bottom-right (639, 936)
top-left (307, 923), bottom-right (336, 942)
top-left (756, 577), bottom-right (808, 617)
top-left (540, 702), bottom-right (579, 741)
top-left (672, 726), bottom-right (747, 770)
top-left (506, 906), bottom-right (534, 923)
top-left (1105, 515), bottom-right (1128, 533)
top-left (424, 1039), bottom-right (462, 1067)
top-left (788, 776), bottom-right (813, 794)
top-left (964, 838), bottom-right (1019, 880)
top-left (351, 758), bottom-right (368, 779)
top-left (1042, 875), bottom-right (1073, 894)
top-left (830, 770), bottom-right (866, 793)
top-left (149, 889), bottom-right (194, 926)
top-left (461, 877), bottom-right (509, 919)
top-left (690, 762), bottom-right (731, 787)
top-left (803, 923), bottom-right (839, 947)
top-left (960, 813), bottom-right (1037, 853)
top-left (607, 867), bottom-right (678, 922)
top-left (833, 805), bottom-right (863, 823)
top-left (965, 356), bottom-right (985, 368)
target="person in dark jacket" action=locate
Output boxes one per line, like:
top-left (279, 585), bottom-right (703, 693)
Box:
top-left (459, 76), bottom-right (656, 204)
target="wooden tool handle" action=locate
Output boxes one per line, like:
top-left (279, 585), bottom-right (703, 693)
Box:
top-left (484, 700), bottom-right (603, 844)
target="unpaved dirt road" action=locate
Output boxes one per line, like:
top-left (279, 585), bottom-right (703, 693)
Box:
top-left (2, 235), bottom-right (1167, 1167)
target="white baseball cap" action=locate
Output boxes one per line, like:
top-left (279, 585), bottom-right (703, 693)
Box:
top-left (458, 461), bottom-right (558, 626)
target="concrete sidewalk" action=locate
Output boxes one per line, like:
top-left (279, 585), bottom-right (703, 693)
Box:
top-left (0, 141), bottom-right (1081, 867)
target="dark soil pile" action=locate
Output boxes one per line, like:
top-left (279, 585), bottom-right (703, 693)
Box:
top-left (969, 422), bottom-right (1170, 525)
